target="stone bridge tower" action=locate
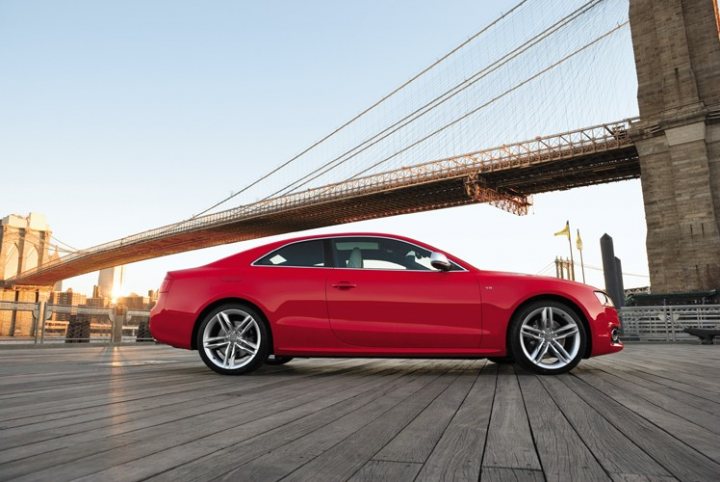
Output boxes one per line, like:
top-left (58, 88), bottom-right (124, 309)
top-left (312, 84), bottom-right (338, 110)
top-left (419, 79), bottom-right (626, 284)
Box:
top-left (0, 213), bottom-right (53, 336)
top-left (630, 0), bottom-right (720, 293)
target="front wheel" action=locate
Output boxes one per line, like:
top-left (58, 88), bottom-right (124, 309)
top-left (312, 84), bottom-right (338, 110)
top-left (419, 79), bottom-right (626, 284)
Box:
top-left (509, 300), bottom-right (586, 375)
top-left (197, 303), bottom-right (270, 375)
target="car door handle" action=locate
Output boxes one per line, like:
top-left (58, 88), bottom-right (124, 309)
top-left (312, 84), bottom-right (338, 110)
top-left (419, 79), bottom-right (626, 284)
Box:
top-left (331, 282), bottom-right (357, 290)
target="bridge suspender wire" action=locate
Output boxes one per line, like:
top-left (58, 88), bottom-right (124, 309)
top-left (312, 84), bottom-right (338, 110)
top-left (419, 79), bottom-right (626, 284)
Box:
top-left (11, 231), bottom-right (77, 255)
top-left (50, 236), bottom-right (79, 253)
top-left (89, 0), bottom-right (623, 251)
top-left (184, 0), bottom-right (531, 221)
top-left (262, 0), bottom-right (606, 201)
top-left (338, 22), bottom-right (628, 183)
top-left (148, 7), bottom-right (626, 241)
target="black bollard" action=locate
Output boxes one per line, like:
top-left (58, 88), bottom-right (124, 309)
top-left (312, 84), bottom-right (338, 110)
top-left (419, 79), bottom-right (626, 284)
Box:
top-left (600, 234), bottom-right (624, 308)
top-left (614, 257), bottom-right (625, 307)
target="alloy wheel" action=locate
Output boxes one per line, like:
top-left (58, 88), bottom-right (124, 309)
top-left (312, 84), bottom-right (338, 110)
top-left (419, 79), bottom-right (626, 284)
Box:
top-left (518, 306), bottom-right (581, 370)
top-left (201, 308), bottom-right (261, 370)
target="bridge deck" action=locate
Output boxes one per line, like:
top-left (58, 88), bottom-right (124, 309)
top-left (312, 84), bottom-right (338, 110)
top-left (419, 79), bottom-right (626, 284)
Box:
top-left (5, 120), bottom-right (638, 288)
top-left (1, 344), bottom-right (718, 481)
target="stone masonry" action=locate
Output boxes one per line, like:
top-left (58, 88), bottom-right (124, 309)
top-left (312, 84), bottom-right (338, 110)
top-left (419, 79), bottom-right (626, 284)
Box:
top-left (630, 0), bottom-right (720, 292)
top-left (0, 213), bottom-right (53, 336)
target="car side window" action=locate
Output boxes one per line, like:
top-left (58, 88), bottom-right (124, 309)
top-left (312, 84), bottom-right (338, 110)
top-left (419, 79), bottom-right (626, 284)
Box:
top-left (331, 237), bottom-right (462, 271)
top-left (255, 240), bottom-right (326, 267)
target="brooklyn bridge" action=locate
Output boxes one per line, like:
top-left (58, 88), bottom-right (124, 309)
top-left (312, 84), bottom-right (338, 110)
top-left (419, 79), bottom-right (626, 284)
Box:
top-left (2, 0), bottom-right (719, 295)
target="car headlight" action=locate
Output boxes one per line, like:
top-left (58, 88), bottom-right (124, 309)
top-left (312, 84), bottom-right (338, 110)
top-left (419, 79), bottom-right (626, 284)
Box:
top-left (594, 291), bottom-right (614, 307)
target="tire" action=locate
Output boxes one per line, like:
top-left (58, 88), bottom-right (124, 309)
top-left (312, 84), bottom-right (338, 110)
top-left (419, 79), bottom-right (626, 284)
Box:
top-left (265, 355), bottom-right (293, 366)
top-left (509, 300), bottom-right (586, 375)
top-left (196, 303), bottom-right (270, 375)
top-left (488, 356), bottom-right (515, 364)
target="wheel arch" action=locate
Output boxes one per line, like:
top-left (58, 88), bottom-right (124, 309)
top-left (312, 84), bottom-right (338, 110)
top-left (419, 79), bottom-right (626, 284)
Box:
top-left (506, 294), bottom-right (592, 358)
top-left (191, 297), bottom-right (274, 352)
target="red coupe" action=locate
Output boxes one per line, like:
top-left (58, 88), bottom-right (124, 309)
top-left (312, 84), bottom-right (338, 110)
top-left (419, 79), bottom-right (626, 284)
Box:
top-left (150, 233), bottom-right (622, 375)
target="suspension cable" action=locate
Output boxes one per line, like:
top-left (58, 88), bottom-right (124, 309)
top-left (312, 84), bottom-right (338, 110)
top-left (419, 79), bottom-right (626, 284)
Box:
top-left (337, 22), bottom-right (628, 184)
top-left (264, 0), bottom-right (604, 200)
top-left (186, 0), bottom-right (531, 220)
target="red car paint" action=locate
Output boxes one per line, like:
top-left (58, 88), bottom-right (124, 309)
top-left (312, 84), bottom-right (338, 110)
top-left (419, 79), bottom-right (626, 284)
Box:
top-left (150, 233), bottom-right (622, 359)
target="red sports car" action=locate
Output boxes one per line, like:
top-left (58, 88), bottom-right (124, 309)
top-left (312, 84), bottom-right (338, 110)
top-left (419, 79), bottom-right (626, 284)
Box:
top-left (150, 233), bottom-right (622, 375)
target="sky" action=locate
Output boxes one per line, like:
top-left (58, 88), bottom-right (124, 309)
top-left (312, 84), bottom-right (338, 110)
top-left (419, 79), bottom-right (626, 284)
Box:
top-left (0, 0), bottom-right (651, 296)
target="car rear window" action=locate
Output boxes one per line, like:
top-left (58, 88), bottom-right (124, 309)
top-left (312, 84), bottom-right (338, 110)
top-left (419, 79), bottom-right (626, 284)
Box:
top-left (255, 240), bottom-right (325, 267)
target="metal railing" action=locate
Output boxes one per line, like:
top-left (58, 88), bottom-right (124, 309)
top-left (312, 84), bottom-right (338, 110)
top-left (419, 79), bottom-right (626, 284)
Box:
top-left (0, 302), bottom-right (153, 344)
top-left (620, 305), bottom-right (720, 342)
top-left (4, 301), bottom-right (718, 345)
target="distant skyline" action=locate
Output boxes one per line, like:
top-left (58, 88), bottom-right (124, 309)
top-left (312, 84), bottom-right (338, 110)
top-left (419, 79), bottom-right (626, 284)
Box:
top-left (0, 0), bottom-right (649, 296)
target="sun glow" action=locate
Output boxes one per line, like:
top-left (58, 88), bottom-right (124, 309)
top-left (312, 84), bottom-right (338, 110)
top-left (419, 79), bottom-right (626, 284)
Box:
top-left (110, 284), bottom-right (129, 304)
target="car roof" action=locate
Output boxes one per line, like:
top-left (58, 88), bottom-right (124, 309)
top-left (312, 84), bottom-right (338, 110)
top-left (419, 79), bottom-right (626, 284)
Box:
top-left (207, 232), bottom-right (476, 270)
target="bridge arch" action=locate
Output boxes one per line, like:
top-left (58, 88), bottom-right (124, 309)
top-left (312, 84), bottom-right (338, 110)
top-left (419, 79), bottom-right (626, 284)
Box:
top-left (2, 243), bottom-right (19, 280)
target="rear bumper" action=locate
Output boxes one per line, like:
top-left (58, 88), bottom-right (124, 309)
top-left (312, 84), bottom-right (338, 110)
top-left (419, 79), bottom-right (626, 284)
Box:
top-left (149, 295), bottom-right (194, 349)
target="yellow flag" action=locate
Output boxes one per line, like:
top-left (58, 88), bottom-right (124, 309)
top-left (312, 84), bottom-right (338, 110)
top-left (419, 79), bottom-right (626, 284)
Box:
top-left (554, 222), bottom-right (570, 239)
top-left (576, 229), bottom-right (583, 251)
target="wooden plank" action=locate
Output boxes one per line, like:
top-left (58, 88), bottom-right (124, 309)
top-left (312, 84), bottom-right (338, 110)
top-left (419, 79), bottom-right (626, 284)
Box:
top-left (590, 366), bottom-right (720, 426)
top-left (481, 364), bottom-right (541, 471)
top-left (0, 359), bottom-right (353, 430)
top-left (480, 467), bottom-right (544, 481)
top-left (516, 373), bottom-right (609, 481)
top-left (348, 460), bottom-right (422, 482)
top-left (598, 358), bottom-right (720, 400)
top-left (415, 363), bottom-right (497, 482)
top-left (143, 361), bottom-right (440, 482)
top-left (0, 363), bottom-right (354, 433)
top-left (561, 373), bottom-right (720, 480)
top-left (539, 375), bottom-right (674, 480)
top-left (277, 363), bottom-right (466, 482)
top-left (572, 371), bottom-right (720, 463)
top-left (373, 361), bottom-right (479, 463)
top-left (0, 360), bottom-right (372, 458)
top-left (2, 361), bottom-right (390, 479)
top-left (0, 358), bottom-right (355, 423)
top-left (0, 344), bottom-right (719, 481)
top-left (59, 360), bottom-right (443, 482)
top-left (210, 363), bottom-right (456, 481)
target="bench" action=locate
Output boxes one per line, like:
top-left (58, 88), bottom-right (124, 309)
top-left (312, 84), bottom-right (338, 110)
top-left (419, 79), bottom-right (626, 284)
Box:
top-left (683, 327), bottom-right (720, 344)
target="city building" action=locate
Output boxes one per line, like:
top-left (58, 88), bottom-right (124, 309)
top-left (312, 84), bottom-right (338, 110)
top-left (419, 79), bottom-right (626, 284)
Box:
top-left (49, 288), bottom-right (88, 321)
top-left (117, 294), bottom-right (153, 311)
top-left (98, 266), bottom-right (125, 299)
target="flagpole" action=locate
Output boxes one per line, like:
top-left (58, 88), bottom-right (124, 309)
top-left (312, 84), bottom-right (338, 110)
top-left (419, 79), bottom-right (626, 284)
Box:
top-left (566, 220), bottom-right (575, 281)
top-left (577, 229), bottom-right (586, 283)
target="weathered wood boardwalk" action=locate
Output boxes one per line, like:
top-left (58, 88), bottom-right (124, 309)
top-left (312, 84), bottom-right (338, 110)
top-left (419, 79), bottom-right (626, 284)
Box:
top-left (0, 344), bottom-right (718, 481)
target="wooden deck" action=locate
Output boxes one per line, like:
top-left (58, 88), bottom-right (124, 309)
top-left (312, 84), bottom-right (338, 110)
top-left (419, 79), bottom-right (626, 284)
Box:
top-left (0, 344), bottom-right (718, 481)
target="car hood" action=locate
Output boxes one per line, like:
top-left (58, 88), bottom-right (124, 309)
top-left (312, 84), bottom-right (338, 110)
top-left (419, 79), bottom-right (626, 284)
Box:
top-left (478, 270), bottom-right (602, 292)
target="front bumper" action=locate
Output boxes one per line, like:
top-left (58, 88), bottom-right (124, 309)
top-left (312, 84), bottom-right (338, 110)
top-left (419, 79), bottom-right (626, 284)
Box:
top-left (590, 306), bottom-right (623, 357)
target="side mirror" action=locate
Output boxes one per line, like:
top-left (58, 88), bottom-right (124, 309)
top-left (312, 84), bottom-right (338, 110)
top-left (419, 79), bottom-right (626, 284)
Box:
top-left (430, 252), bottom-right (452, 271)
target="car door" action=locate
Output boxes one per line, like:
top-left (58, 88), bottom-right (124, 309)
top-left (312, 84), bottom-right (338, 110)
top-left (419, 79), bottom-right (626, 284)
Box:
top-left (251, 239), bottom-right (336, 352)
top-left (326, 236), bottom-right (483, 349)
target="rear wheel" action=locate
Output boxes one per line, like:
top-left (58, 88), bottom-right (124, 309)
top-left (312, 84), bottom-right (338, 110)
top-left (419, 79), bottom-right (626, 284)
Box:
top-left (265, 355), bottom-right (293, 365)
top-left (509, 300), bottom-right (586, 375)
top-left (197, 303), bottom-right (270, 375)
